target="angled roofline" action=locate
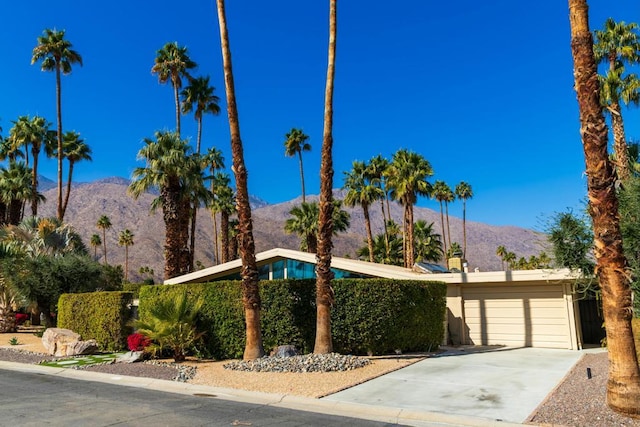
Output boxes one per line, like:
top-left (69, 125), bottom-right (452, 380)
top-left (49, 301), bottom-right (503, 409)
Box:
top-left (164, 247), bottom-right (582, 285)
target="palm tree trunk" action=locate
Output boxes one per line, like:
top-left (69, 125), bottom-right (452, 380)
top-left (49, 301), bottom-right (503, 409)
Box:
top-left (298, 151), bottom-right (306, 203)
top-left (55, 66), bottom-right (63, 221)
top-left (212, 210), bottom-right (220, 264)
top-left (124, 246), bottom-right (129, 282)
top-left (196, 117), bottom-right (203, 154)
top-left (363, 204), bottom-right (374, 263)
top-left (31, 150), bottom-right (39, 216)
top-left (61, 161), bottom-right (74, 221)
top-left (445, 201), bottom-right (452, 255)
top-left (462, 200), bottom-right (467, 258)
top-left (568, 0), bottom-right (640, 415)
top-left (102, 229), bottom-right (108, 264)
top-left (406, 204), bottom-right (415, 267)
top-left (174, 84), bottom-right (181, 137)
top-left (438, 201), bottom-right (448, 258)
top-left (189, 203), bottom-right (197, 272)
top-left (610, 102), bottom-right (631, 182)
top-left (221, 211), bottom-right (229, 263)
top-left (216, 0), bottom-right (263, 360)
top-left (314, 0), bottom-right (337, 355)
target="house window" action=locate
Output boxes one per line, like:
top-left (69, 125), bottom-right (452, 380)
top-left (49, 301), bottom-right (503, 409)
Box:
top-left (272, 260), bottom-right (285, 279)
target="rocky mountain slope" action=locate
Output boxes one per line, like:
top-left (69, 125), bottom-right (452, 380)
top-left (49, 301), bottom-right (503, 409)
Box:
top-left (36, 178), bottom-right (547, 283)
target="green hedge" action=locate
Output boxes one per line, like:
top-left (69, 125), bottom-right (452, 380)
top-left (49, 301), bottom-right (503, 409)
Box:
top-left (138, 279), bottom-right (446, 359)
top-left (57, 291), bottom-right (134, 351)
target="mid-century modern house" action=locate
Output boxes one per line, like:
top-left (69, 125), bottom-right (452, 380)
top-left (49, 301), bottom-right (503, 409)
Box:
top-left (165, 248), bottom-right (603, 351)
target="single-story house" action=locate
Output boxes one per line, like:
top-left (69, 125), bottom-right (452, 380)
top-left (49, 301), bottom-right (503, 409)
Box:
top-left (164, 248), bottom-right (602, 351)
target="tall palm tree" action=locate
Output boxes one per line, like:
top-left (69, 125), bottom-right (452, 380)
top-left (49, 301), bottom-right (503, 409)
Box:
top-left (357, 227), bottom-right (403, 265)
top-left (314, 0), bottom-right (337, 355)
top-left (31, 29), bottom-right (82, 221)
top-left (455, 182), bottom-right (473, 258)
top-left (8, 116), bottom-right (54, 216)
top-left (90, 233), bottom-right (101, 261)
top-left (568, 0), bottom-right (640, 414)
top-left (118, 229), bottom-right (135, 282)
top-left (151, 42), bottom-right (197, 137)
top-left (181, 76), bottom-right (221, 154)
top-left (343, 160), bottom-right (383, 262)
top-left (96, 215), bottom-right (112, 264)
top-left (284, 128), bottom-right (311, 203)
top-left (593, 19), bottom-right (640, 182)
top-left (413, 220), bottom-right (443, 263)
top-left (203, 148), bottom-right (225, 264)
top-left (184, 154), bottom-right (213, 272)
top-left (386, 149), bottom-right (433, 268)
top-left (215, 0), bottom-right (263, 360)
top-left (60, 131), bottom-right (92, 220)
top-left (128, 131), bottom-right (193, 279)
top-left (433, 180), bottom-right (451, 260)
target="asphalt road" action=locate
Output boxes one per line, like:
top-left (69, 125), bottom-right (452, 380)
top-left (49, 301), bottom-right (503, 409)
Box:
top-left (0, 369), bottom-right (406, 427)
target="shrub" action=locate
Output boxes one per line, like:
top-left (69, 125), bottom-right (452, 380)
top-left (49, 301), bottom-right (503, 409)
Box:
top-left (127, 332), bottom-right (151, 351)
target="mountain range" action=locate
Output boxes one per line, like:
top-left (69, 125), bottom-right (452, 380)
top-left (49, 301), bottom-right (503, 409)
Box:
top-left (35, 177), bottom-right (548, 283)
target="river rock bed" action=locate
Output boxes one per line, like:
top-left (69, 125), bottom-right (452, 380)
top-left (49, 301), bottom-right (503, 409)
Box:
top-left (223, 353), bottom-right (371, 373)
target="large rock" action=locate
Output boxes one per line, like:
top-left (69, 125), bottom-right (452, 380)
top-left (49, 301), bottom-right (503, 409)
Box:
top-left (270, 345), bottom-right (299, 358)
top-left (41, 328), bottom-right (98, 357)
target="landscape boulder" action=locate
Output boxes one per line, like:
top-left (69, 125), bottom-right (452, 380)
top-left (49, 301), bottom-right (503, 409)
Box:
top-left (42, 328), bottom-right (98, 357)
top-left (270, 345), bottom-right (299, 358)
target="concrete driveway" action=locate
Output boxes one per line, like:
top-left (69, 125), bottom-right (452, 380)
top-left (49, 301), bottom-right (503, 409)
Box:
top-left (323, 346), bottom-right (588, 424)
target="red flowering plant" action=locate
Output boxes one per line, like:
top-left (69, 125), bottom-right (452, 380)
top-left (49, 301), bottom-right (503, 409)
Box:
top-left (127, 332), bottom-right (151, 352)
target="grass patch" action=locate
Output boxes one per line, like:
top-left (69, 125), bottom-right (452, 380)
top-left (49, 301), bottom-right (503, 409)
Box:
top-left (39, 352), bottom-right (126, 368)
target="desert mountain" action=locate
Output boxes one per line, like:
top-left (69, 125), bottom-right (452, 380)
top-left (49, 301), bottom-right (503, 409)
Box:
top-left (36, 178), bottom-right (547, 283)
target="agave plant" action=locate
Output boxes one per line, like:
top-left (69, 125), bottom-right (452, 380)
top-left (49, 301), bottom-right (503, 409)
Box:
top-left (133, 290), bottom-right (204, 362)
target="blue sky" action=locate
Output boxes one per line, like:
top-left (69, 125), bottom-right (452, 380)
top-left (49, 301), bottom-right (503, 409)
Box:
top-left (1, 0), bottom-right (638, 230)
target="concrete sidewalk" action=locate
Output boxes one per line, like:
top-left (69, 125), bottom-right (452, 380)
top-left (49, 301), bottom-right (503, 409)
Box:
top-left (0, 346), bottom-right (592, 426)
top-left (324, 347), bottom-right (589, 424)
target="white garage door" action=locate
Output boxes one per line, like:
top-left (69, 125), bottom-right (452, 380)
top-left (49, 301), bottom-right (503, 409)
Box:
top-left (462, 284), bottom-right (571, 349)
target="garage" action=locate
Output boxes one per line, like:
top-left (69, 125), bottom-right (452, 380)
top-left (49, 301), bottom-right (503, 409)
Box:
top-left (462, 283), bottom-right (575, 349)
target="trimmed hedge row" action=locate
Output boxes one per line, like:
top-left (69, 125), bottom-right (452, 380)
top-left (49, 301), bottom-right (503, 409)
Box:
top-left (138, 279), bottom-right (446, 359)
top-left (57, 291), bottom-right (134, 351)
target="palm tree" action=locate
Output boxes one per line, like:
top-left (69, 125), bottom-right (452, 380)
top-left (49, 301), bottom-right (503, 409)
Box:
top-left (60, 131), bottom-right (92, 220)
top-left (386, 149), bottom-right (433, 268)
top-left (314, 0), bottom-right (337, 355)
top-left (8, 116), bottom-right (54, 217)
top-left (133, 290), bottom-right (203, 362)
top-left (365, 155), bottom-right (391, 255)
top-left (569, 1), bottom-right (640, 413)
top-left (0, 162), bottom-right (37, 225)
top-left (496, 245), bottom-right (507, 270)
top-left (215, 0), bottom-right (264, 360)
top-left (455, 182), bottom-right (473, 258)
top-left (203, 148), bottom-right (225, 264)
top-left (31, 29), bottom-right (82, 221)
top-left (285, 202), bottom-right (320, 253)
top-left (89, 233), bottom-right (101, 260)
top-left (128, 131), bottom-right (193, 279)
top-left (357, 228), bottom-right (403, 265)
top-left (284, 128), bottom-right (311, 203)
top-left (432, 181), bottom-right (450, 260)
top-left (343, 160), bottom-right (384, 262)
top-left (413, 220), bottom-right (443, 263)
top-left (181, 76), bottom-right (221, 154)
top-left (118, 229), bottom-right (135, 282)
top-left (184, 154), bottom-right (213, 272)
top-left (284, 201), bottom-right (349, 253)
top-left (151, 42), bottom-right (197, 137)
top-left (96, 215), bottom-right (112, 264)
top-left (214, 183), bottom-right (235, 263)
top-left (593, 18), bottom-right (640, 182)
